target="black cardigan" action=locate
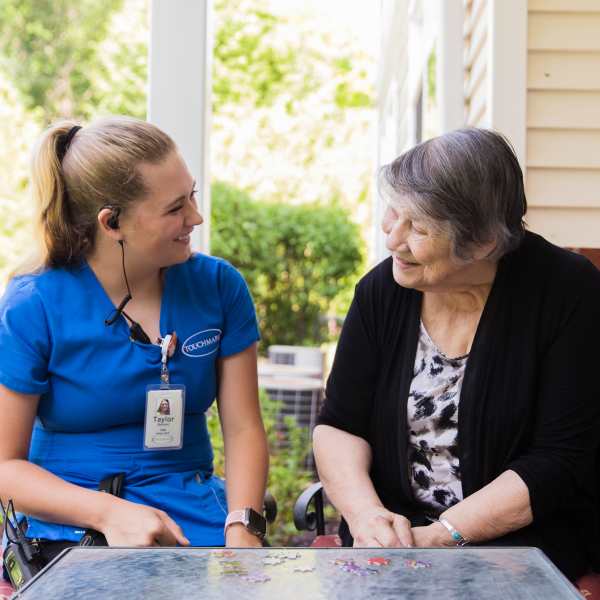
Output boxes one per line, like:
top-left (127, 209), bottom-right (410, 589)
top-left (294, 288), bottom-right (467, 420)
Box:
top-left (318, 232), bottom-right (600, 581)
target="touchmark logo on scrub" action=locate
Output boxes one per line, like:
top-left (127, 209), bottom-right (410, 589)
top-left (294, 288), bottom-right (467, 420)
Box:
top-left (182, 329), bottom-right (222, 357)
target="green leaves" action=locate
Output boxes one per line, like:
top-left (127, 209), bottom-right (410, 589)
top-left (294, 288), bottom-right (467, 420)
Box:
top-left (334, 82), bottom-right (372, 109)
top-left (211, 181), bottom-right (365, 351)
top-left (213, 3), bottom-right (298, 111)
top-left (0, 0), bottom-right (131, 122)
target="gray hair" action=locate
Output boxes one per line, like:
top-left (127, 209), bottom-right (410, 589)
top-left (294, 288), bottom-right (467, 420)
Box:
top-left (379, 128), bottom-right (527, 261)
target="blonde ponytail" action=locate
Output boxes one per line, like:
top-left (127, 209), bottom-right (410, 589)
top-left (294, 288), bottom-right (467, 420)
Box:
top-left (13, 116), bottom-right (175, 277)
top-left (30, 121), bottom-right (84, 269)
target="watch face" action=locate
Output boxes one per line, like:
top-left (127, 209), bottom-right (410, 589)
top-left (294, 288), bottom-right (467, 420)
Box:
top-left (245, 508), bottom-right (267, 538)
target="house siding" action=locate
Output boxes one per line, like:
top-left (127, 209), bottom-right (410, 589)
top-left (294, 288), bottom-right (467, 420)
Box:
top-left (525, 0), bottom-right (600, 247)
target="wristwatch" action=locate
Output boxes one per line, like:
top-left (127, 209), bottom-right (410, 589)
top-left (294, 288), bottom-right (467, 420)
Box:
top-left (224, 508), bottom-right (267, 540)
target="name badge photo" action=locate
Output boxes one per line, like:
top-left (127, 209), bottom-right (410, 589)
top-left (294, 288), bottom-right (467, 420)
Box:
top-left (144, 384), bottom-right (185, 450)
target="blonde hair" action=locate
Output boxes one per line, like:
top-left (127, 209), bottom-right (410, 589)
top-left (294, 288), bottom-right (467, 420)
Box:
top-left (16, 116), bottom-right (175, 276)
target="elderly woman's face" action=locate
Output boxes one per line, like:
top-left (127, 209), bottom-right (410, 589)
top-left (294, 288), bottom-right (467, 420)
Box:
top-left (382, 198), bottom-right (466, 291)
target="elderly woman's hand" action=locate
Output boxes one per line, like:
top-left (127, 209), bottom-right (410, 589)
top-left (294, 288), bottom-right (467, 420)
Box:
top-left (411, 524), bottom-right (454, 547)
top-left (347, 506), bottom-right (414, 547)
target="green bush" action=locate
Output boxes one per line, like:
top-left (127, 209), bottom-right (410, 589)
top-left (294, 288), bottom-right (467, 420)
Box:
top-left (207, 390), bottom-right (314, 546)
top-left (211, 181), bottom-right (364, 351)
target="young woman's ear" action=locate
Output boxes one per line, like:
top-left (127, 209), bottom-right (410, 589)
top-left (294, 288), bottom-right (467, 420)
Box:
top-left (97, 207), bottom-right (123, 241)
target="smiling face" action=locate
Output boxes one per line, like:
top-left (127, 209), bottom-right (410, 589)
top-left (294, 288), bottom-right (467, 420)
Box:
top-left (158, 399), bottom-right (170, 415)
top-left (118, 150), bottom-right (203, 269)
top-left (382, 195), bottom-right (475, 292)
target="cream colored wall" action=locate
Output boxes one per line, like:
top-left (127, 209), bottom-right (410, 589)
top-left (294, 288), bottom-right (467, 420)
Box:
top-left (463, 0), bottom-right (489, 126)
top-left (525, 0), bottom-right (600, 247)
top-left (378, 0), bottom-right (410, 164)
top-left (382, 0), bottom-right (600, 249)
top-left (376, 0), bottom-right (410, 261)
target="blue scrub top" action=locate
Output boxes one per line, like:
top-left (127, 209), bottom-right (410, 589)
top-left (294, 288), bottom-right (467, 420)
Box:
top-left (0, 254), bottom-right (260, 545)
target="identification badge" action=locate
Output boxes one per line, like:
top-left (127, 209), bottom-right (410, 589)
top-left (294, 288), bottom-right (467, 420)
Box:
top-left (144, 384), bottom-right (185, 450)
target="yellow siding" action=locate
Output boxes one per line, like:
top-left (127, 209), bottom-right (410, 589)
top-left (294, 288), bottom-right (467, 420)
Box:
top-left (463, 0), bottom-right (489, 126)
top-left (526, 0), bottom-right (600, 246)
top-left (528, 130), bottom-right (600, 169)
top-left (526, 207), bottom-right (600, 247)
top-left (529, 13), bottom-right (600, 51)
top-left (527, 169), bottom-right (600, 208)
top-left (528, 52), bottom-right (600, 90)
top-left (528, 0), bottom-right (600, 12)
top-left (527, 91), bottom-right (600, 129)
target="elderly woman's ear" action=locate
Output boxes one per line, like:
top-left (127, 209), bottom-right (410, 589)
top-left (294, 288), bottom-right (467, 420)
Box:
top-left (470, 239), bottom-right (498, 262)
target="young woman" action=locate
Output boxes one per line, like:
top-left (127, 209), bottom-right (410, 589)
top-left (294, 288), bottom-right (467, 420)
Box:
top-left (0, 117), bottom-right (269, 556)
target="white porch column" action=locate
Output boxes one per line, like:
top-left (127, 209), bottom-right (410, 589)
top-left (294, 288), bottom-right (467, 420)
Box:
top-left (437, 0), bottom-right (464, 132)
top-left (487, 0), bottom-right (527, 170)
top-left (375, 0), bottom-right (410, 263)
top-left (148, 0), bottom-right (212, 254)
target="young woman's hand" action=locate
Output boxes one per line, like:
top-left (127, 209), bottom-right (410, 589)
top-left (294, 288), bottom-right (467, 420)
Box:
top-left (347, 505), bottom-right (414, 548)
top-left (99, 496), bottom-right (190, 547)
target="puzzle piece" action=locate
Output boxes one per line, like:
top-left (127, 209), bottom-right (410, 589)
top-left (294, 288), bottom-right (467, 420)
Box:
top-left (242, 574), bottom-right (271, 583)
top-left (293, 567), bottom-right (315, 573)
top-left (341, 563), bottom-right (372, 576)
top-left (220, 560), bottom-right (247, 576)
top-left (262, 557), bottom-right (285, 566)
top-left (404, 559), bottom-right (432, 570)
top-left (212, 550), bottom-right (236, 558)
top-left (368, 557), bottom-right (390, 566)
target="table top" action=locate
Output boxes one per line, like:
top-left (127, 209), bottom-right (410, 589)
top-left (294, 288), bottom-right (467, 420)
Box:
top-left (12, 546), bottom-right (580, 600)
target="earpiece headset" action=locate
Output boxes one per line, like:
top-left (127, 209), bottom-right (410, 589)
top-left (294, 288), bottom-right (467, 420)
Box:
top-left (105, 205), bottom-right (121, 230)
top-left (100, 204), bottom-right (152, 344)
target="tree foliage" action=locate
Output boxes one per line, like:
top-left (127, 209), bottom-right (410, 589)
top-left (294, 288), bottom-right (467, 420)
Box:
top-left (212, 0), bottom-right (374, 212)
top-left (0, 73), bottom-right (40, 283)
top-left (0, 0), bottom-right (372, 123)
top-left (213, 0), bottom-right (371, 114)
top-left (211, 181), bottom-right (364, 351)
top-left (0, 0), bottom-right (149, 123)
top-left (213, 1), bottom-right (300, 110)
top-left (0, 0), bottom-right (374, 290)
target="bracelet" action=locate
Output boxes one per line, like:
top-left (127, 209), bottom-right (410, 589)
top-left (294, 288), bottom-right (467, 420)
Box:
top-left (438, 518), bottom-right (468, 546)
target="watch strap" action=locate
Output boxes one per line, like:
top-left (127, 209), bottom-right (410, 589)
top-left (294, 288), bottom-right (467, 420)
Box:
top-left (224, 508), bottom-right (267, 539)
top-left (224, 509), bottom-right (247, 534)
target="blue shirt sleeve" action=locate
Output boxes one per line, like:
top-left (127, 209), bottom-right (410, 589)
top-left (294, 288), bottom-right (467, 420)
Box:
top-left (0, 277), bottom-right (51, 395)
top-left (217, 261), bottom-right (260, 357)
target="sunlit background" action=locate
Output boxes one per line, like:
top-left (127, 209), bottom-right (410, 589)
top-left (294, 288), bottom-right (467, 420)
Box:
top-left (0, 0), bottom-right (379, 544)
top-left (3, 0), bottom-right (599, 545)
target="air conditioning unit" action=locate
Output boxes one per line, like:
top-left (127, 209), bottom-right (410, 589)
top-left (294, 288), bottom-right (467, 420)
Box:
top-left (267, 345), bottom-right (324, 378)
top-left (259, 375), bottom-right (324, 470)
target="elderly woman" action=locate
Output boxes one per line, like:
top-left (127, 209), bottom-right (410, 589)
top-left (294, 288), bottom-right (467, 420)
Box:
top-left (313, 128), bottom-right (600, 581)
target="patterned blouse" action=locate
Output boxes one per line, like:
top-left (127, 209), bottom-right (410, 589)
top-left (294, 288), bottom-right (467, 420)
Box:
top-left (407, 321), bottom-right (468, 513)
